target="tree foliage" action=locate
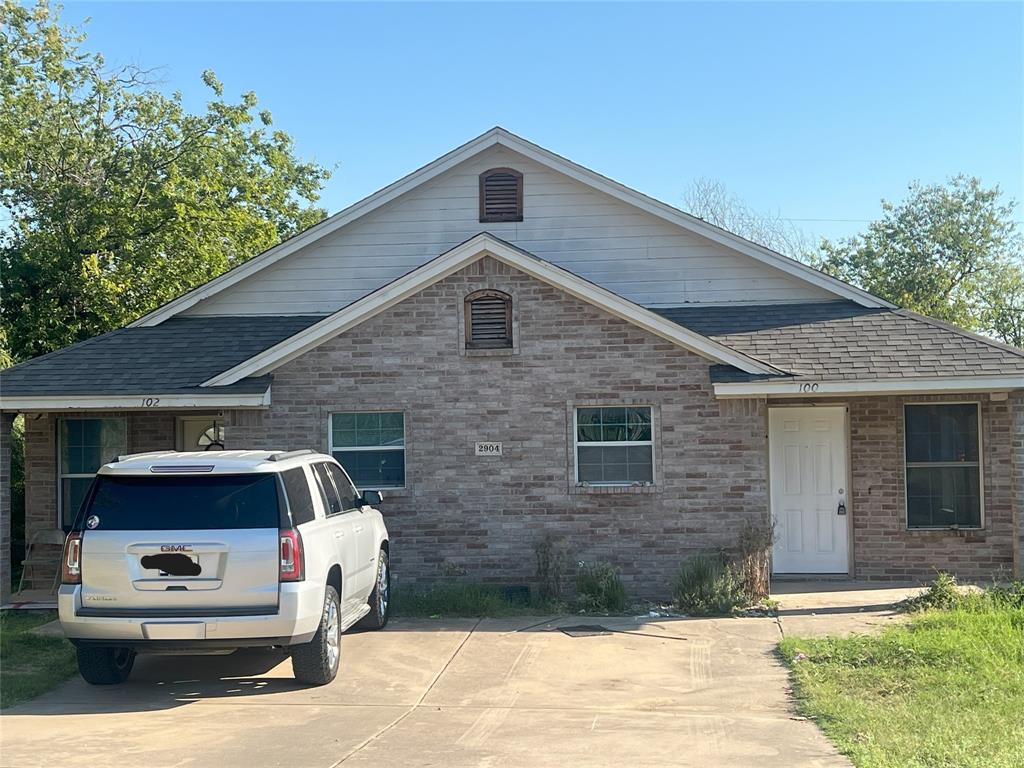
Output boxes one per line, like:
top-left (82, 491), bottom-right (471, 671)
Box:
top-left (0, 1), bottom-right (330, 363)
top-left (682, 177), bottom-right (815, 261)
top-left (816, 176), bottom-right (1023, 345)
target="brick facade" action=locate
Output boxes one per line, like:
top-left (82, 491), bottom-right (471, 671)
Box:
top-left (1, 413), bottom-right (13, 601)
top-left (7, 259), bottom-right (1022, 595)
top-left (225, 258), bottom-right (771, 598)
top-left (845, 394), bottom-right (1017, 582)
top-left (1013, 391), bottom-right (1024, 579)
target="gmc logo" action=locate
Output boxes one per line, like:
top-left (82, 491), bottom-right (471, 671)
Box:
top-left (160, 545), bottom-right (193, 553)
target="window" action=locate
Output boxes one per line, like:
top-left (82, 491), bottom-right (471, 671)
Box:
top-left (59, 417), bottom-right (127, 528)
top-left (330, 412), bottom-right (405, 489)
top-left (178, 417), bottom-right (225, 451)
top-left (312, 463), bottom-right (343, 515)
top-left (85, 474), bottom-right (280, 530)
top-left (479, 168), bottom-right (523, 222)
top-left (905, 404), bottom-right (982, 528)
top-left (465, 290), bottom-right (512, 349)
top-left (326, 463), bottom-right (359, 511)
top-left (575, 407), bottom-right (653, 485)
top-left (281, 467), bottom-right (317, 525)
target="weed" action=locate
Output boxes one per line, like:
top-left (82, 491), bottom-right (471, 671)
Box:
top-left (534, 535), bottom-right (569, 604)
top-left (575, 561), bottom-right (627, 613)
top-left (673, 552), bottom-right (748, 615)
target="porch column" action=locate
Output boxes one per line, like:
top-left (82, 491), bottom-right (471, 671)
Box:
top-left (0, 412), bottom-right (13, 603)
top-left (1013, 392), bottom-right (1024, 580)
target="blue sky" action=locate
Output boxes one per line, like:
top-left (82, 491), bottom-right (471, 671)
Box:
top-left (60, 1), bottom-right (1022, 242)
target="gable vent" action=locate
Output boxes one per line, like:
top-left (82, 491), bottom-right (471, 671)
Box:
top-left (479, 168), bottom-right (523, 223)
top-left (465, 290), bottom-right (513, 349)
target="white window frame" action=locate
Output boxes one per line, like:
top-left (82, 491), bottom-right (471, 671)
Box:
top-left (573, 405), bottom-right (655, 487)
top-left (57, 416), bottom-right (128, 528)
top-left (903, 401), bottom-right (984, 530)
top-left (328, 411), bottom-right (406, 490)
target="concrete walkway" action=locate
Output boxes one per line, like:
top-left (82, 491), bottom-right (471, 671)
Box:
top-left (0, 583), bottom-right (923, 768)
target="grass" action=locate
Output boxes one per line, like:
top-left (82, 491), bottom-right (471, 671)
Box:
top-left (779, 585), bottom-right (1024, 768)
top-left (0, 611), bottom-right (77, 709)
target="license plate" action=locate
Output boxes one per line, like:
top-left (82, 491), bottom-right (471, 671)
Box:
top-left (140, 552), bottom-right (203, 577)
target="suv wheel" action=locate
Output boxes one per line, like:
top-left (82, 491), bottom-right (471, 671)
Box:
top-left (358, 548), bottom-right (390, 631)
top-left (77, 646), bottom-right (136, 685)
top-left (292, 584), bottom-right (341, 685)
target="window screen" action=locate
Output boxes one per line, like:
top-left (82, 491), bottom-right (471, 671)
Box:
top-left (331, 412), bottom-right (406, 488)
top-left (575, 406), bottom-right (654, 485)
top-left (905, 404), bottom-right (982, 528)
top-left (59, 417), bottom-right (127, 528)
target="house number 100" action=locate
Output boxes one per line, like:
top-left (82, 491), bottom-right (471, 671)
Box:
top-left (798, 383), bottom-right (820, 393)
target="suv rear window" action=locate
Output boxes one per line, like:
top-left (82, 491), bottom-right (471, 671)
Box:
top-left (82, 474), bottom-right (281, 531)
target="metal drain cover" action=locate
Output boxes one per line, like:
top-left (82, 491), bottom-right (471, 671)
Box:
top-left (558, 624), bottom-right (612, 638)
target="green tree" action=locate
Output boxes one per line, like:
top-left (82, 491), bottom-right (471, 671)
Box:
top-left (978, 262), bottom-right (1024, 348)
top-left (816, 176), bottom-right (1023, 343)
top-left (0, 1), bottom-right (330, 362)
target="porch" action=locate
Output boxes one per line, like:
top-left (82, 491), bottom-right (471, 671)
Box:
top-left (1, 410), bottom-right (235, 604)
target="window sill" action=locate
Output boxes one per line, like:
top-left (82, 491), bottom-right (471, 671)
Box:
top-left (570, 484), bottom-right (658, 495)
top-left (904, 527), bottom-right (986, 539)
top-left (465, 346), bottom-right (516, 358)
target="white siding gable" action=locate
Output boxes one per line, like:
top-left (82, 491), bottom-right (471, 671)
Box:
top-left (184, 145), bottom-right (835, 317)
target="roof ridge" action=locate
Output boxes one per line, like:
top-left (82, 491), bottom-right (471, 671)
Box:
top-left (894, 309), bottom-right (1024, 361)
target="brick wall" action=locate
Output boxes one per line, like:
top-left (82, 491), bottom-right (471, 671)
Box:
top-left (1, 413), bottom-right (13, 601)
top-left (848, 394), bottom-right (1017, 581)
top-left (1013, 391), bottom-right (1024, 579)
top-left (226, 257), bottom-right (771, 599)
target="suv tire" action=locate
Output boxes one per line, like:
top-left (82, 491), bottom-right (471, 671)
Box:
top-left (292, 584), bottom-right (341, 685)
top-left (77, 646), bottom-right (136, 685)
top-left (358, 549), bottom-right (390, 631)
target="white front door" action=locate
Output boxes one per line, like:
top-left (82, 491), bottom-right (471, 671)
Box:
top-left (769, 406), bottom-right (849, 574)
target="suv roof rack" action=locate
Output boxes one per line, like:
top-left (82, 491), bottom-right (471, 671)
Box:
top-left (266, 449), bottom-right (317, 462)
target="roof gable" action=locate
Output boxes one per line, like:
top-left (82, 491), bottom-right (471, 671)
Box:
top-left (132, 128), bottom-right (891, 327)
top-left (201, 233), bottom-right (784, 386)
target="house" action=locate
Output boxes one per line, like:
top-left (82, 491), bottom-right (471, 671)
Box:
top-left (2, 127), bottom-right (1022, 600)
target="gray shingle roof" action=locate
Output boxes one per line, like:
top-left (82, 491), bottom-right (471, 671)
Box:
top-left (4, 301), bottom-right (1021, 400)
top-left (0, 315), bottom-right (325, 396)
top-left (652, 301), bottom-right (1024, 383)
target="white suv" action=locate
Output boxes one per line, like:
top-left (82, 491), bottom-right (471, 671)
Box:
top-left (58, 449), bottom-right (390, 686)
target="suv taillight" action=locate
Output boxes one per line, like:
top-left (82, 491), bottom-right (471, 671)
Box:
top-left (279, 529), bottom-right (305, 582)
top-left (62, 532), bottom-right (82, 584)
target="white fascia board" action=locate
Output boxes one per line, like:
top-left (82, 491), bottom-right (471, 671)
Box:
top-left (132, 127), bottom-right (890, 327)
top-left (713, 375), bottom-right (1024, 399)
top-left (202, 235), bottom-right (781, 386)
top-left (0, 390), bottom-right (271, 412)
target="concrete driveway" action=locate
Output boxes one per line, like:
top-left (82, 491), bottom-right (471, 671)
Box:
top-left (1, 585), bottom-right (919, 768)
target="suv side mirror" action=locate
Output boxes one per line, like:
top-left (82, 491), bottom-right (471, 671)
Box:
top-left (360, 490), bottom-right (383, 507)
